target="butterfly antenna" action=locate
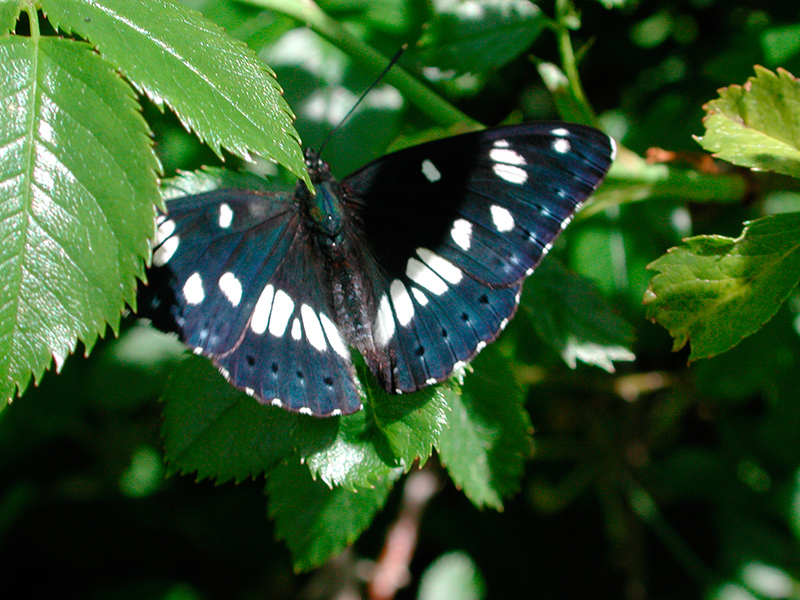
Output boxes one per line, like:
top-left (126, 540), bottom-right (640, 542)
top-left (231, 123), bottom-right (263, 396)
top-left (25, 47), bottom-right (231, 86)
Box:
top-left (317, 44), bottom-right (407, 155)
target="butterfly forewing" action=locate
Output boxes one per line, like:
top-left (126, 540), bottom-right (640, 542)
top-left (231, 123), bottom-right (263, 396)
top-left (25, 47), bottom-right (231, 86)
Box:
top-left (341, 123), bottom-right (614, 287)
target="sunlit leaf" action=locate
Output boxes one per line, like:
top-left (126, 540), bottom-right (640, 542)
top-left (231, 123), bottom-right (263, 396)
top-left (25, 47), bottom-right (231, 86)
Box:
top-left (645, 212), bottom-right (800, 360)
top-left (0, 0), bottom-right (20, 32)
top-left (42, 0), bottom-right (309, 186)
top-left (697, 66), bottom-right (800, 178)
top-left (0, 36), bottom-right (158, 400)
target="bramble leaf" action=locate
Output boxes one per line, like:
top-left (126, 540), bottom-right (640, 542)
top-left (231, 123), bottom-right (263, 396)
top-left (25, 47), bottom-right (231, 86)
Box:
top-left (0, 36), bottom-right (158, 401)
top-left (697, 66), bottom-right (800, 178)
top-left (645, 212), bottom-right (800, 360)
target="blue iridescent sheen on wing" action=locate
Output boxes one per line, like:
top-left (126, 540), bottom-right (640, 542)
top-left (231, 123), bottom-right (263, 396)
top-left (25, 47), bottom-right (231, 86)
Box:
top-left (140, 122), bottom-right (615, 416)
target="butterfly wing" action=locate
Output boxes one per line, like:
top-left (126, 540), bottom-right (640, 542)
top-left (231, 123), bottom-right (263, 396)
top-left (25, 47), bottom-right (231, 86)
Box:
top-left (340, 122), bottom-right (615, 393)
top-left (144, 188), bottom-right (361, 416)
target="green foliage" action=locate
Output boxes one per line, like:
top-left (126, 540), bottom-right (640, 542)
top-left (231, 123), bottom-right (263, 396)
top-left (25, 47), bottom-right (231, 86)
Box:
top-left (646, 212), bottom-right (800, 360)
top-left (267, 459), bottom-right (396, 572)
top-left (437, 346), bottom-right (531, 509)
top-left (697, 66), bottom-right (800, 178)
top-left (5, 1), bottom-right (800, 599)
top-left (0, 35), bottom-right (158, 398)
top-left (0, 0), bottom-right (306, 404)
top-left (416, 0), bottom-right (546, 75)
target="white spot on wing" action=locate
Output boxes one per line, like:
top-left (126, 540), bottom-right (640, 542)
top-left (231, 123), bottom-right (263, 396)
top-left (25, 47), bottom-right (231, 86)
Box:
top-left (391, 279), bottom-right (415, 327)
top-left (411, 287), bottom-right (429, 306)
top-left (406, 257), bottom-right (448, 295)
top-left (218, 202), bottom-right (233, 228)
top-left (301, 304), bottom-right (327, 351)
top-left (552, 138), bottom-right (571, 154)
top-left (493, 163), bottom-right (528, 184)
top-left (490, 205), bottom-right (515, 232)
top-left (450, 218), bottom-right (472, 251)
top-left (421, 159), bottom-right (441, 182)
top-left (153, 236), bottom-right (179, 266)
top-left (291, 317), bottom-right (302, 341)
top-left (417, 248), bottom-right (463, 284)
top-left (489, 147), bottom-right (526, 166)
top-left (269, 289), bottom-right (294, 337)
top-left (183, 272), bottom-right (205, 305)
top-left (493, 139), bottom-right (510, 148)
top-left (375, 293), bottom-right (396, 346)
top-left (153, 218), bottom-right (179, 266)
top-left (319, 313), bottom-right (349, 359)
top-left (218, 272), bottom-right (243, 306)
top-left (551, 127), bottom-right (569, 136)
top-left (251, 285), bottom-right (274, 334)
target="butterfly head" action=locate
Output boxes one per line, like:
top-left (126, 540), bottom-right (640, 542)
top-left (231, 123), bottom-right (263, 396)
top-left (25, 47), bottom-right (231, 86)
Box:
top-left (299, 149), bottom-right (346, 242)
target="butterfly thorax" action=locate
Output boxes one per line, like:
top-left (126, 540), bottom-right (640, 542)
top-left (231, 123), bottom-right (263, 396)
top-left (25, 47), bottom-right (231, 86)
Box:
top-left (298, 152), bottom-right (378, 354)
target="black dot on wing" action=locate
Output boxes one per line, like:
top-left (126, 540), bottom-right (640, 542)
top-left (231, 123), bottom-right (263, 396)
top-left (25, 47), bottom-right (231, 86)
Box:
top-left (479, 294), bottom-right (489, 304)
top-left (441, 328), bottom-right (448, 338)
top-left (296, 370), bottom-right (304, 380)
top-left (461, 312), bottom-right (470, 322)
top-left (271, 362), bottom-right (279, 373)
top-left (415, 346), bottom-right (425, 356)
top-left (246, 355), bottom-right (255, 366)
top-left (324, 376), bottom-right (334, 386)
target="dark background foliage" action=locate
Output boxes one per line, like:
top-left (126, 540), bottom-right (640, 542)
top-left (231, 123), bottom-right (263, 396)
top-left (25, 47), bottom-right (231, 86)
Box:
top-left (3, 0), bottom-right (800, 599)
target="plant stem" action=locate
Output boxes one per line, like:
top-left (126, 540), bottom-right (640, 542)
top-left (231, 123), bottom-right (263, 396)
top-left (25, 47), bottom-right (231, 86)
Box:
top-left (247, 0), bottom-right (480, 129)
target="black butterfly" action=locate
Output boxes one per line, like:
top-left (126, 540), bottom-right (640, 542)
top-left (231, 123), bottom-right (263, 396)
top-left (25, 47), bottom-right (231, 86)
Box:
top-left (142, 123), bottom-right (615, 416)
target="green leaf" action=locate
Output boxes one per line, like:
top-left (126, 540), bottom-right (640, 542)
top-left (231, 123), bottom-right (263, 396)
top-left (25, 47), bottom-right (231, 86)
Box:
top-left (418, 0), bottom-right (545, 74)
top-left (645, 212), bottom-right (800, 360)
top-left (267, 459), bottom-right (395, 571)
top-left (161, 354), bottom-right (337, 483)
top-left (41, 0), bottom-right (309, 186)
top-left (1, 36), bottom-right (159, 401)
top-left (304, 407), bottom-right (399, 489)
top-left (436, 346), bottom-right (532, 509)
top-left (697, 66), bottom-right (800, 178)
top-left (369, 380), bottom-right (451, 469)
top-left (522, 260), bottom-right (635, 372)
top-left (0, 0), bottom-right (20, 33)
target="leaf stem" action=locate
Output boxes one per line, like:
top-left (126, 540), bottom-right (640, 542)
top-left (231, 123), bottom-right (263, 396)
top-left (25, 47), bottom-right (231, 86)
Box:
top-left (246, 0), bottom-right (480, 128)
top-left (25, 1), bottom-right (40, 40)
top-left (552, 0), bottom-right (595, 122)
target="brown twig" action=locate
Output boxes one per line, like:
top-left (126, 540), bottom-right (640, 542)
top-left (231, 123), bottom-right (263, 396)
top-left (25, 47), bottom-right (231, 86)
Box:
top-left (367, 466), bottom-right (442, 600)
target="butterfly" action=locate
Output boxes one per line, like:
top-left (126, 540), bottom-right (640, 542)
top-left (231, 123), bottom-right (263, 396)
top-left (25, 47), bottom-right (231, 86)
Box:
top-left (142, 122), bottom-right (615, 417)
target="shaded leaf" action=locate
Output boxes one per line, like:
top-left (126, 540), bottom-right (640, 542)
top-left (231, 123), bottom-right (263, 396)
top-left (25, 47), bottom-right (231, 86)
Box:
top-left (418, 0), bottom-right (544, 74)
top-left (267, 459), bottom-right (395, 571)
top-left (0, 36), bottom-right (158, 400)
top-left (522, 259), bottom-right (635, 372)
top-left (42, 0), bottom-right (309, 186)
top-left (436, 346), bottom-right (532, 509)
top-left (161, 354), bottom-right (337, 483)
top-left (697, 66), bottom-right (800, 178)
top-left (645, 212), bottom-right (800, 360)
